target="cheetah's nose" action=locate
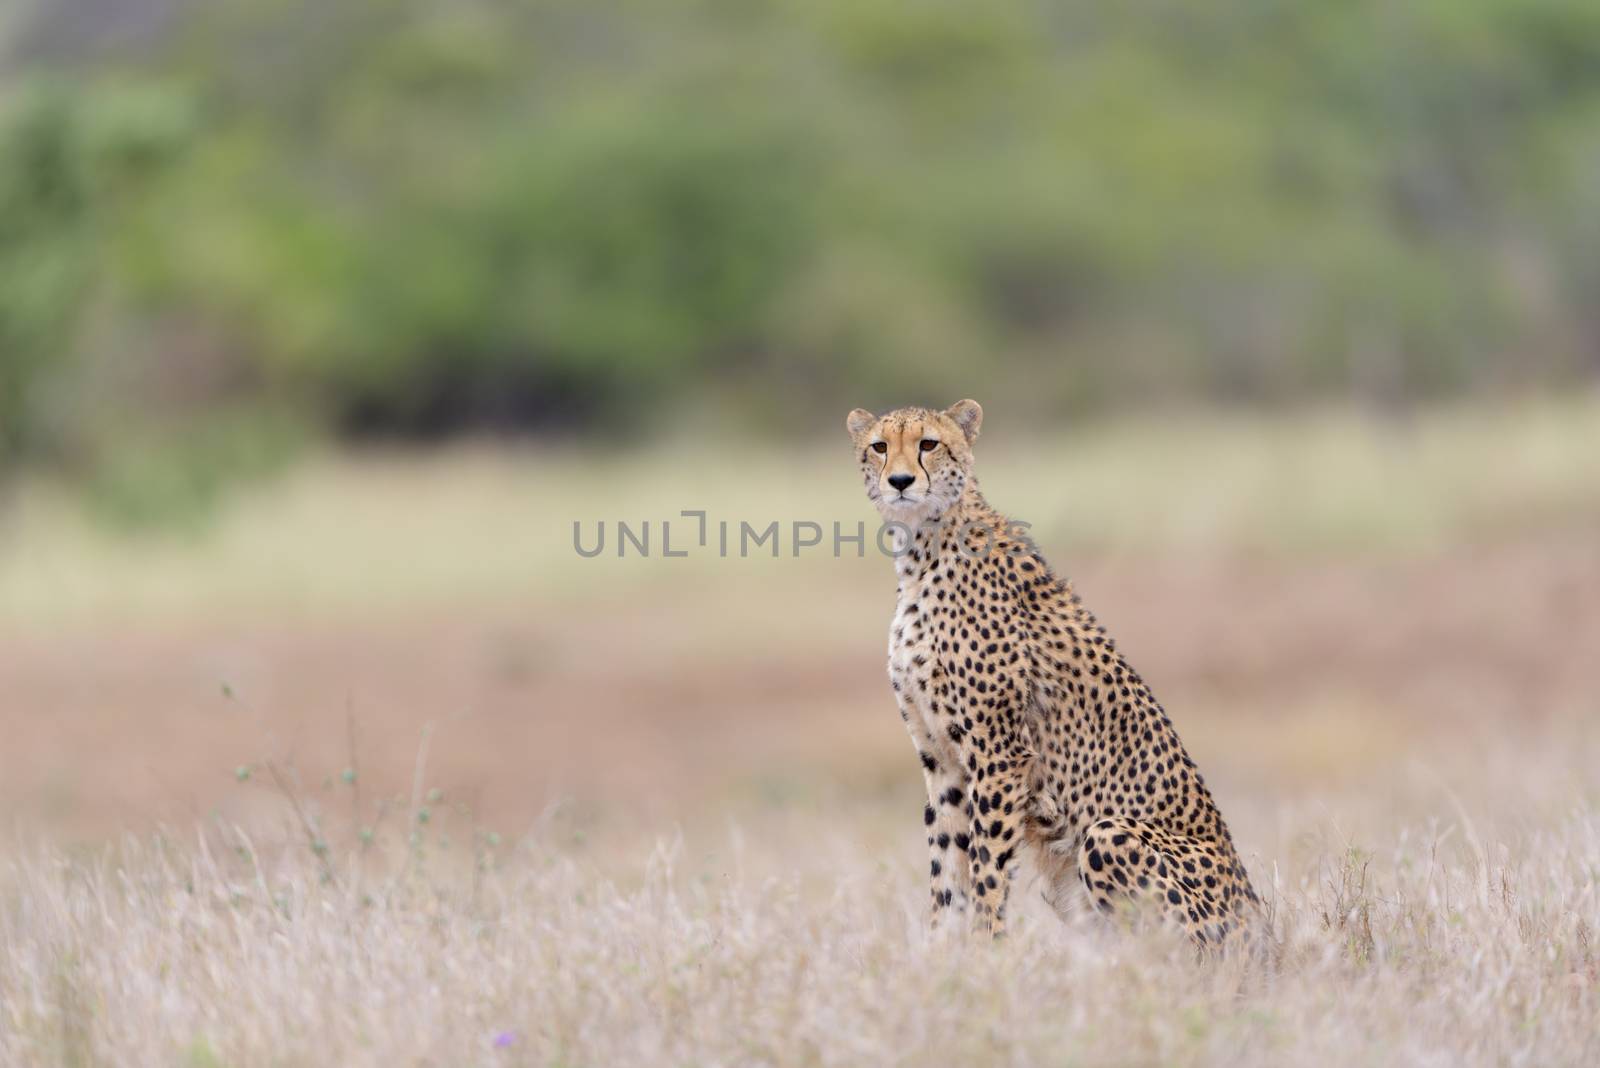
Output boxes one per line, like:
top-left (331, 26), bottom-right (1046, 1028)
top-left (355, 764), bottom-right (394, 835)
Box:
top-left (887, 473), bottom-right (915, 492)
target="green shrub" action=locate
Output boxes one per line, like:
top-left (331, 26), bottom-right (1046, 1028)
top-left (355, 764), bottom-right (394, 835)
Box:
top-left (5, 0), bottom-right (1600, 477)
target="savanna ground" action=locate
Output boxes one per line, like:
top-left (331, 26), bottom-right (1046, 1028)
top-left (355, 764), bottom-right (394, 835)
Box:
top-left (1, 398), bottom-right (1599, 1066)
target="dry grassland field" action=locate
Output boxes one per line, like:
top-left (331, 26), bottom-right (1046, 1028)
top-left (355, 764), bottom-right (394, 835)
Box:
top-left (1, 400), bottom-right (1599, 1066)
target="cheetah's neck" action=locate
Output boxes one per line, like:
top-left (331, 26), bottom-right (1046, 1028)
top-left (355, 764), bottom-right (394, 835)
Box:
top-left (890, 481), bottom-right (1010, 582)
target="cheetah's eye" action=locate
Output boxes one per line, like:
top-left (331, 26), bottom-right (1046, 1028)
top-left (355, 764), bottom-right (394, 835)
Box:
top-left (919, 439), bottom-right (939, 452)
top-left (871, 441), bottom-right (888, 454)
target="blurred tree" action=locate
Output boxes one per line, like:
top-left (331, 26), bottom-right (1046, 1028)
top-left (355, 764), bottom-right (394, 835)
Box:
top-left (3, 0), bottom-right (1599, 481)
top-left (0, 87), bottom-right (93, 474)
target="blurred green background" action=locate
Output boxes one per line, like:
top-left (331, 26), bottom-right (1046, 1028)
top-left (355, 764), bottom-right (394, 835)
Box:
top-left (5, 0), bottom-right (1600, 519)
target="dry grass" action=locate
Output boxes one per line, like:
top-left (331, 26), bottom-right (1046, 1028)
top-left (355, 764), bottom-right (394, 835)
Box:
top-left (2, 397), bottom-right (1598, 1065)
top-left (2, 783), bottom-right (1598, 1068)
top-left (5, 717), bottom-right (1600, 1067)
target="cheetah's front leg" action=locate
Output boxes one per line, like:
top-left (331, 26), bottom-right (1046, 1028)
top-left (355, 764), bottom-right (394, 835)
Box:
top-left (921, 760), bottom-right (975, 926)
top-left (905, 717), bottom-right (974, 927)
top-left (964, 748), bottom-right (1030, 937)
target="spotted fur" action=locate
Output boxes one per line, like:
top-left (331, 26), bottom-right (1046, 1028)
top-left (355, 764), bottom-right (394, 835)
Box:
top-left (847, 400), bottom-right (1260, 948)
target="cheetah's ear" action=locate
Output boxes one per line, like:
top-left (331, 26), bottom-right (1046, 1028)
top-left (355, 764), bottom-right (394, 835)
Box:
top-left (846, 408), bottom-right (876, 437)
top-left (945, 399), bottom-right (982, 443)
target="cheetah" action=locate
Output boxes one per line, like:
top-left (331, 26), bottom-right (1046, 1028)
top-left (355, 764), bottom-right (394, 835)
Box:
top-left (847, 399), bottom-right (1260, 948)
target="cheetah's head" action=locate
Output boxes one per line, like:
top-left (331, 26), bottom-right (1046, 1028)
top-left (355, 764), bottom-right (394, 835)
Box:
top-left (845, 400), bottom-right (982, 524)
